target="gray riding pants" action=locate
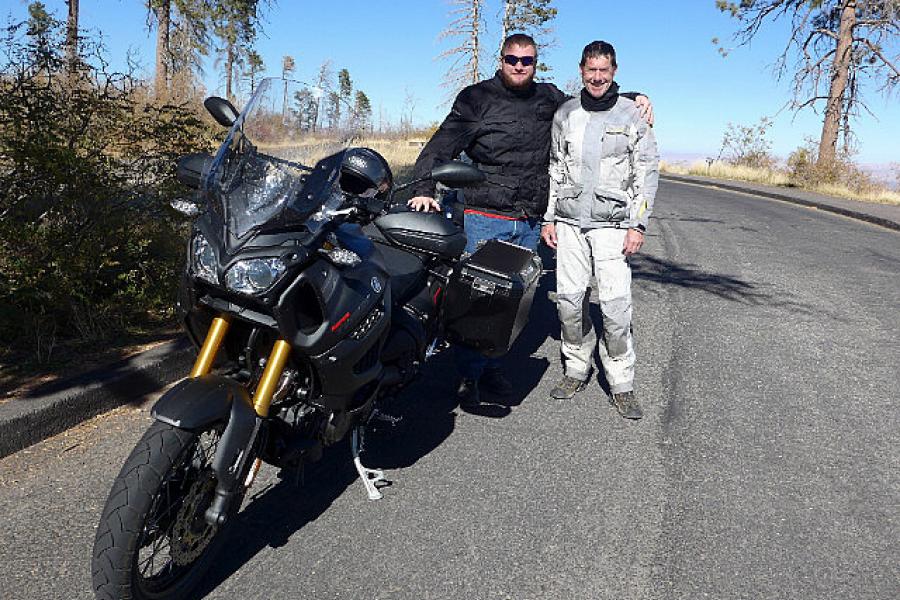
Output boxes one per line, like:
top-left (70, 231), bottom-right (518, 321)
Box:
top-left (555, 222), bottom-right (634, 394)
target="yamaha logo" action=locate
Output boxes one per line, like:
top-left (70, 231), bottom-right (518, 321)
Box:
top-left (371, 277), bottom-right (382, 293)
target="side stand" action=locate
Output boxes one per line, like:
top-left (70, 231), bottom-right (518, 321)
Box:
top-left (351, 426), bottom-right (388, 501)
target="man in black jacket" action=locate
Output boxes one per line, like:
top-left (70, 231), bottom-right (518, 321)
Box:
top-left (408, 33), bottom-right (652, 407)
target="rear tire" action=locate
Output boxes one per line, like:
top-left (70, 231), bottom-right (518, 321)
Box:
top-left (91, 420), bottom-right (232, 600)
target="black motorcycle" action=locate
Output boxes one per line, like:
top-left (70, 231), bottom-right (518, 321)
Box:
top-left (91, 78), bottom-right (541, 600)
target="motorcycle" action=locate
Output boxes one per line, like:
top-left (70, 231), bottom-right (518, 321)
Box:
top-left (90, 78), bottom-right (540, 600)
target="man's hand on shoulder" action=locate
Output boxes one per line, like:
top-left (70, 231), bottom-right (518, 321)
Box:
top-left (408, 196), bottom-right (441, 212)
top-left (634, 95), bottom-right (654, 127)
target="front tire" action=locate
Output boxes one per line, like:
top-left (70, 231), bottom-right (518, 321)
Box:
top-left (91, 420), bottom-right (231, 600)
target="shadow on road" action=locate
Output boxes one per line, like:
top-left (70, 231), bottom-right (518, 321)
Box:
top-left (192, 441), bottom-right (358, 598)
top-left (631, 255), bottom-right (813, 314)
top-left (193, 362), bottom-right (460, 597)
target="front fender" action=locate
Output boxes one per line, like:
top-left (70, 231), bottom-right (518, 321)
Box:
top-left (151, 375), bottom-right (259, 525)
top-left (151, 375), bottom-right (252, 430)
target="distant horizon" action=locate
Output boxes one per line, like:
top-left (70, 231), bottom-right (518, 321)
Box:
top-left (3, 0), bottom-right (897, 164)
top-left (660, 151), bottom-right (898, 189)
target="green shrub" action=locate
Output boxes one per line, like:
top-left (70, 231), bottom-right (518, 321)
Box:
top-left (0, 12), bottom-right (215, 364)
top-left (718, 118), bottom-right (776, 170)
top-left (787, 139), bottom-right (880, 195)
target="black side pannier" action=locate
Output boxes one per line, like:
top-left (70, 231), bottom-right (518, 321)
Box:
top-left (442, 240), bottom-right (542, 358)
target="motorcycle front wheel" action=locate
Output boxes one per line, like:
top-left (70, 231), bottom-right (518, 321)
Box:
top-left (91, 420), bottom-right (234, 600)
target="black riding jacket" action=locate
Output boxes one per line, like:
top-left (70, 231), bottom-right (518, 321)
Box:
top-left (411, 72), bottom-right (640, 219)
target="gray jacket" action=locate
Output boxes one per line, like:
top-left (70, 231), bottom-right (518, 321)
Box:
top-left (543, 95), bottom-right (659, 231)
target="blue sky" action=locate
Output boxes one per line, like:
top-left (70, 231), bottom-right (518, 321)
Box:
top-left (3, 0), bottom-right (898, 164)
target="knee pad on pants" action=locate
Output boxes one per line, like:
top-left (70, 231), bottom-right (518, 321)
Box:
top-left (600, 295), bottom-right (631, 357)
top-left (558, 291), bottom-right (590, 345)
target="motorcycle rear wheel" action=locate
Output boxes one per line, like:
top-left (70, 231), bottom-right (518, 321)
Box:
top-left (91, 420), bottom-right (234, 600)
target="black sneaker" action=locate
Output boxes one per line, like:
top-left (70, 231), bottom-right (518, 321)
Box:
top-left (611, 391), bottom-right (643, 420)
top-left (550, 375), bottom-right (586, 399)
top-left (456, 378), bottom-right (480, 407)
top-left (479, 369), bottom-right (513, 396)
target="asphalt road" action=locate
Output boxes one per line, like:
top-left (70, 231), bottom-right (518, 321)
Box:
top-left (1, 179), bottom-right (897, 600)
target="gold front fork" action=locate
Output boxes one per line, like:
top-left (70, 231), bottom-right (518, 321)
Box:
top-left (251, 340), bottom-right (292, 418)
top-left (190, 314), bottom-right (291, 417)
top-left (190, 315), bottom-right (232, 378)
top-left (189, 315), bottom-right (291, 489)
top-left (243, 340), bottom-right (292, 489)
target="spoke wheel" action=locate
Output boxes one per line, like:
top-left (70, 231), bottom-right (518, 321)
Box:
top-left (92, 421), bottom-right (234, 600)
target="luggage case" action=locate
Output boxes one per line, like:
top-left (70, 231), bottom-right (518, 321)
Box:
top-left (442, 239), bottom-right (542, 358)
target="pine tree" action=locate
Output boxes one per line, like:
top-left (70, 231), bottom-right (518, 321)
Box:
top-left (718, 0), bottom-right (900, 168)
top-left (354, 90), bottom-right (372, 131)
top-left (65, 0), bottom-right (78, 79)
top-left (211, 0), bottom-right (265, 102)
top-left (498, 0), bottom-right (557, 77)
top-left (244, 49), bottom-right (264, 94)
top-left (438, 0), bottom-right (484, 97)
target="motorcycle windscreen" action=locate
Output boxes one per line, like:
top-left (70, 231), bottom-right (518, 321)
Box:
top-left (204, 78), bottom-right (358, 242)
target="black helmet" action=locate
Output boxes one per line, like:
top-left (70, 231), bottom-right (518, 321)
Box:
top-left (340, 147), bottom-right (393, 199)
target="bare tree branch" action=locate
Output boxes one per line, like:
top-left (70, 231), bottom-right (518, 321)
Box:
top-left (719, 0), bottom-right (899, 167)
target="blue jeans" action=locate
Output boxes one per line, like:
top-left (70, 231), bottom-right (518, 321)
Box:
top-left (456, 211), bottom-right (542, 379)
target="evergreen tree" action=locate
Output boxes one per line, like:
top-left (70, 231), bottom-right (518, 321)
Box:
top-left (244, 49), bottom-right (264, 93)
top-left (354, 90), bottom-right (372, 131)
top-left (65, 0), bottom-right (79, 79)
top-left (211, 0), bottom-right (265, 102)
top-left (498, 0), bottom-right (556, 76)
top-left (438, 0), bottom-right (484, 97)
top-left (718, 0), bottom-right (900, 168)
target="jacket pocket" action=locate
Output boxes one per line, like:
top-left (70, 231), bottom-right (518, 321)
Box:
top-left (467, 171), bottom-right (518, 211)
top-left (598, 155), bottom-right (632, 195)
top-left (591, 186), bottom-right (629, 223)
top-left (536, 102), bottom-right (556, 121)
top-left (602, 125), bottom-right (630, 156)
top-left (555, 184), bottom-right (581, 220)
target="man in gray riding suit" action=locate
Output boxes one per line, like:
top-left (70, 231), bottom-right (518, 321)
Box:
top-left (540, 40), bottom-right (659, 420)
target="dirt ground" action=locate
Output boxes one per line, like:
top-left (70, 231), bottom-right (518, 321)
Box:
top-left (0, 327), bottom-right (182, 403)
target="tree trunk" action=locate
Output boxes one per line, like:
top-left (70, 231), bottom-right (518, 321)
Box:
top-left (225, 43), bottom-right (234, 101)
top-left (500, 0), bottom-right (512, 56)
top-left (65, 0), bottom-right (79, 78)
top-left (817, 0), bottom-right (856, 168)
top-left (154, 0), bottom-right (170, 100)
top-left (471, 0), bottom-right (481, 84)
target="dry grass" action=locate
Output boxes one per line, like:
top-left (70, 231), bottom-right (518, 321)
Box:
top-left (357, 138), bottom-right (421, 166)
top-left (660, 160), bottom-right (900, 206)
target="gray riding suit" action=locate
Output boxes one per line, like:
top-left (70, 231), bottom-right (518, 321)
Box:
top-left (544, 95), bottom-right (659, 392)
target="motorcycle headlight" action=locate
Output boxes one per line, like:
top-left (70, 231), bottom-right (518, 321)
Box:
top-left (225, 258), bottom-right (287, 295)
top-left (191, 233), bottom-right (218, 285)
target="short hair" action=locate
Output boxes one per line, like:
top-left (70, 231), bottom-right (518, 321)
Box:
top-left (580, 40), bottom-right (617, 68)
top-left (501, 33), bottom-right (538, 58)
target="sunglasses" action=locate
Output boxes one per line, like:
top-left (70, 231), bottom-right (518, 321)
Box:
top-left (502, 54), bottom-right (536, 67)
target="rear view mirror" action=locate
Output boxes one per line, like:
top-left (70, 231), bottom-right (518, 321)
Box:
top-left (176, 153), bottom-right (213, 189)
top-left (204, 96), bottom-right (239, 128)
top-left (431, 161), bottom-right (486, 188)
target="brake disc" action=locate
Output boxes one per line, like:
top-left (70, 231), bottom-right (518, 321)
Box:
top-left (170, 470), bottom-right (218, 566)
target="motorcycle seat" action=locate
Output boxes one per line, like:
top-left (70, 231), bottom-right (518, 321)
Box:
top-left (373, 211), bottom-right (466, 260)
